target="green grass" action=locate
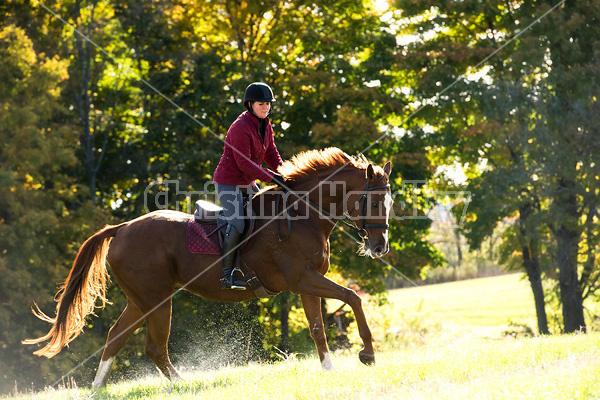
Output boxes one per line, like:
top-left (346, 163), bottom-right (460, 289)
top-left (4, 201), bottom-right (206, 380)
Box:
top-left (332, 273), bottom-right (537, 350)
top-left (386, 273), bottom-right (537, 328)
top-left (10, 334), bottom-right (600, 399)
top-left (9, 274), bottom-right (600, 399)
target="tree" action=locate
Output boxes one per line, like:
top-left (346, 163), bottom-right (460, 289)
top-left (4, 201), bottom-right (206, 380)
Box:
top-left (0, 24), bottom-right (110, 394)
top-left (539, 0), bottom-right (600, 332)
top-left (391, 0), bottom-right (600, 333)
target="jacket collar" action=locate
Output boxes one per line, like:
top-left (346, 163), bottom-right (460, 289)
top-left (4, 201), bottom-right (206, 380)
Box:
top-left (242, 110), bottom-right (269, 127)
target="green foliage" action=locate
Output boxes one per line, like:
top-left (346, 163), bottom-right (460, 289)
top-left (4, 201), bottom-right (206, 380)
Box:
top-left (391, 0), bottom-right (600, 333)
top-left (0, 23), bottom-right (112, 394)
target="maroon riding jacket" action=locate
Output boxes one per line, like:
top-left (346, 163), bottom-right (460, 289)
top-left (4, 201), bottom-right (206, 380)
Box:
top-left (213, 111), bottom-right (283, 186)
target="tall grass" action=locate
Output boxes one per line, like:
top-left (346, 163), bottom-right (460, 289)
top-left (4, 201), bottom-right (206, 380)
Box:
top-left (8, 274), bottom-right (600, 399)
top-left (9, 333), bottom-right (600, 399)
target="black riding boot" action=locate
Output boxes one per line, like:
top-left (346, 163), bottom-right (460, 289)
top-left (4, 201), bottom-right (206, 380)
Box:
top-left (220, 226), bottom-right (247, 290)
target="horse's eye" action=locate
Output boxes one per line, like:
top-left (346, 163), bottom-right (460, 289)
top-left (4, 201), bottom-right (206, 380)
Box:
top-left (372, 202), bottom-right (379, 209)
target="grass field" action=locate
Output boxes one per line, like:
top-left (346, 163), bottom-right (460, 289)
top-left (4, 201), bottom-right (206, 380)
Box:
top-left (387, 273), bottom-right (536, 326)
top-left (8, 274), bottom-right (600, 399)
top-left (331, 272), bottom-right (538, 350)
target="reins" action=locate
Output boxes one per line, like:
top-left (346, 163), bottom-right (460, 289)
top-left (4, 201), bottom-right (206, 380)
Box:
top-left (276, 178), bottom-right (390, 241)
top-left (275, 193), bottom-right (292, 241)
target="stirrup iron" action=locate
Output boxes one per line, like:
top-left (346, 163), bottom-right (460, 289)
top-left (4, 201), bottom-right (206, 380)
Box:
top-left (229, 267), bottom-right (246, 290)
top-left (221, 267), bottom-right (246, 291)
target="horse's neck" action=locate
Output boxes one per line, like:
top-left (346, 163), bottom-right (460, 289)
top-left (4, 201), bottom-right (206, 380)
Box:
top-left (252, 169), bottom-right (365, 236)
top-left (293, 173), bottom-right (364, 225)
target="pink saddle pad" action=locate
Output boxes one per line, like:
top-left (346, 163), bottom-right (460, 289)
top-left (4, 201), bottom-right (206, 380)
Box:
top-left (186, 218), bottom-right (222, 255)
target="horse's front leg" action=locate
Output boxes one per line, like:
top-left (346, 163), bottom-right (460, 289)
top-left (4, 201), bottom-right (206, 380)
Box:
top-left (292, 268), bottom-right (375, 365)
top-left (301, 294), bottom-right (335, 370)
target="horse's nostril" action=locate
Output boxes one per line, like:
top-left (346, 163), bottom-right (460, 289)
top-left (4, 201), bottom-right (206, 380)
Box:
top-left (375, 245), bottom-right (383, 254)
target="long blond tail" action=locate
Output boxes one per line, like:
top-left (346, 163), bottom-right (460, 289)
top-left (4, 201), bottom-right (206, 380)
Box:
top-left (22, 224), bottom-right (122, 358)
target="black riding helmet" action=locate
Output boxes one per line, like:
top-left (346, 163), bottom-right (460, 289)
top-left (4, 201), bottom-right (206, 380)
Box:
top-left (243, 82), bottom-right (275, 109)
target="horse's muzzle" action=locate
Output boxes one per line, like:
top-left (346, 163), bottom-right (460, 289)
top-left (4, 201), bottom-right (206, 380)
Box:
top-left (373, 244), bottom-right (389, 257)
top-left (365, 240), bottom-right (389, 258)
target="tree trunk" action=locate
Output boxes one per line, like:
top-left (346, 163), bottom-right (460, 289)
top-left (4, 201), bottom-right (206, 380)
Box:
top-left (554, 178), bottom-right (585, 333)
top-left (454, 228), bottom-right (463, 268)
top-left (556, 225), bottom-right (586, 333)
top-left (521, 245), bottom-right (549, 335)
top-left (518, 202), bottom-right (549, 335)
top-left (71, 0), bottom-right (98, 204)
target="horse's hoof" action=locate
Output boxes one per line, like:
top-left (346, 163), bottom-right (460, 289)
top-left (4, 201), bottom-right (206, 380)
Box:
top-left (359, 352), bottom-right (375, 366)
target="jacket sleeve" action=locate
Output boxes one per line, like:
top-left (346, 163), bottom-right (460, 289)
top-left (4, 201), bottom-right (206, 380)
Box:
top-left (228, 128), bottom-right (275, 182)
top-left (263, 126), bottom-right (283, 173)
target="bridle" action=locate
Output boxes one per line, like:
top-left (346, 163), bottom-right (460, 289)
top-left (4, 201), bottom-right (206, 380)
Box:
top-left (276, 178), bottom-right (391, 241)
top-left (340, 179), bottom-right (391, 239)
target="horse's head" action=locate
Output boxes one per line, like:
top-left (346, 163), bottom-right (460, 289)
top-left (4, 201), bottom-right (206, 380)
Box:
top-left (278, 148), bottom-right (393, 258)
top-left (353, 161), bottom-right (392, 258)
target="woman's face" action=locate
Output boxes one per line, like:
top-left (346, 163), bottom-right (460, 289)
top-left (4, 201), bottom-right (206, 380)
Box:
top-left (251, 101), bottom-right (271, 119)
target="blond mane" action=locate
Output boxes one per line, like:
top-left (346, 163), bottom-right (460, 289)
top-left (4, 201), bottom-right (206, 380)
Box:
top-left (279, 147), bottom-right (373, 182)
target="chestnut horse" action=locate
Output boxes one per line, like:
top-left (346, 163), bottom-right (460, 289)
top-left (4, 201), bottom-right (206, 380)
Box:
top-left (23, 147), bottom-right (392, 388)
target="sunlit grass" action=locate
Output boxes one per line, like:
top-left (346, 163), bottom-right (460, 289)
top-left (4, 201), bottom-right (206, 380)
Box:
top-left (333, 273), bottom-right (538, 354)
top-left (9, 274), bottom-right (600, 399)
top-left (386, 273), bottom-right (536, 328)
top-left (9, 333), bottom-right (600, 399)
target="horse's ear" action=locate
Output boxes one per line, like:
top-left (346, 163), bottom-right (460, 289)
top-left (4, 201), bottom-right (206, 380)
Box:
top-left (383, 161), bottom-right (392, 177)
top-left (366, 164), bottom-right (375, 180)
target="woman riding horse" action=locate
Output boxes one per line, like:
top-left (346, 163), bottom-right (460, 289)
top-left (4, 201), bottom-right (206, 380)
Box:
top-left (213, 82), bottom-right (285, 290)
top-left (23, 147), bottom-right (392, 388)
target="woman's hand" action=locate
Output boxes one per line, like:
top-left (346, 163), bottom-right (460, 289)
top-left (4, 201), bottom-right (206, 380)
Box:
top-left (271, 173), bottom-right (286, 187)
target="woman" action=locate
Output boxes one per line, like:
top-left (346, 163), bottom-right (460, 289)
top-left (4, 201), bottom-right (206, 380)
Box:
top-left (213, 82), bottom-right (285, 290)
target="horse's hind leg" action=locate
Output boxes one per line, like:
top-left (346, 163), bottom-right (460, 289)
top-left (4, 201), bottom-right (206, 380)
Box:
top-left (301, 294), bottom-right (334, 370)
top-left (93, 302), bottom-right (145, 388)
top-left (145, 299), bottom-right (181, 380)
